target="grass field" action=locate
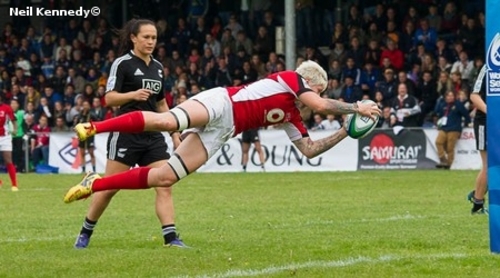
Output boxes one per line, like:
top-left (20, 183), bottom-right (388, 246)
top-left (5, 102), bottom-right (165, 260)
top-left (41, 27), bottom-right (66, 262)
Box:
top-left (0, 170), bottom-right (498, 277)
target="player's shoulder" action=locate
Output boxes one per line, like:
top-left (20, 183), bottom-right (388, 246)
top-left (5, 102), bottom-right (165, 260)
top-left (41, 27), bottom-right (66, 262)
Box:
top-left (267, 70), bottom-right (298, 78)
top-left (151, 57), bottom-right (163, 69)
top-left (111, 53), bottom-right (134, 68)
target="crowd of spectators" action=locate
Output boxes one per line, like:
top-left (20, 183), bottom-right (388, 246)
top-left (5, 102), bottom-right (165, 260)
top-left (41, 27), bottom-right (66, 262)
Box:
top-left (0, 0), bottom-right (485, 170)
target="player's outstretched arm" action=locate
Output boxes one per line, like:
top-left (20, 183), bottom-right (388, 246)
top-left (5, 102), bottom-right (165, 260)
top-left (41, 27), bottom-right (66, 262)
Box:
top-left (298, 92), bottom-right (380, 120)
top-left (292, 128), bottom-right (348, 159)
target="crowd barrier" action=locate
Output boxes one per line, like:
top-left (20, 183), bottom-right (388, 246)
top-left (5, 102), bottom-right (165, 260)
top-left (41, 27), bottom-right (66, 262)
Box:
top-left (48, 128), bottom-right (481, 174)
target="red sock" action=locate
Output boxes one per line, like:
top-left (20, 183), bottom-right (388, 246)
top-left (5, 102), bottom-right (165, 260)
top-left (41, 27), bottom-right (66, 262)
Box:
top-left (93, 111), bottom-right (145, 133)
top-left (6, 163), bottom-right (17, 187)
top-left (92, 167), bottom-right (151, 192)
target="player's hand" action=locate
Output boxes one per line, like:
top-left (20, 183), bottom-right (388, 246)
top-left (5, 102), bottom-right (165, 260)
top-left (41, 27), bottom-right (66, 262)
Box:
top-left (356, 101), bottom-right (381, 121)
top-left (133, 89), bottom-right (152, 101)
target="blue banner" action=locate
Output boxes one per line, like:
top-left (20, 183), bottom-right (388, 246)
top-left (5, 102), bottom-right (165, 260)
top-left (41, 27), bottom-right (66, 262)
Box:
top-left (486, 0), bottom-right (500, 253)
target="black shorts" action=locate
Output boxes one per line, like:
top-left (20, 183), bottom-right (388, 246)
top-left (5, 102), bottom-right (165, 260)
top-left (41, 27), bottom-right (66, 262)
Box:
top-left (241, 128), bottom-right (260, 143)
top-left (106, 132), bottom-right (170, 166)
top-left (78, 137), bottom-right (95, 149)
top-left (473, 119), bottom-right (486, 151)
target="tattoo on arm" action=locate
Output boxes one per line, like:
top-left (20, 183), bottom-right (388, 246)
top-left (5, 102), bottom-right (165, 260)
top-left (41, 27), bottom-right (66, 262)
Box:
top-left (324, 99), bottom-right (359, 114)
top-left (293, 130), bottom-right (347, 158)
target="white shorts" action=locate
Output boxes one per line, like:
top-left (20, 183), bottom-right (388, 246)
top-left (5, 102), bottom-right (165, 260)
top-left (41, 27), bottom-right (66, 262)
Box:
top-left (183, 87), bottom-right (235, 158)
top-left (0, 135), bottom-right (12, 151)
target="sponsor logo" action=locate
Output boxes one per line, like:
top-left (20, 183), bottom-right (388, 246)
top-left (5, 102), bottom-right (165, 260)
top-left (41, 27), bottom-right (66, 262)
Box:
top-left (134, 68), bottom-right (144, 76)
top-left (487, 33), bottom-right (500, 94)
top-left (357, 130), bottom-right (435, 170)
top-left (142, 79), bottom-right (161, 94)
top-left (265, 109), bottom-right (285, 123)
top-left (361, 133), bottom-right (421, 165)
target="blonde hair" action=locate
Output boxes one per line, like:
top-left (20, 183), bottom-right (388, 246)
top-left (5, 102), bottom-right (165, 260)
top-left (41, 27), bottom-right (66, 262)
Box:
top-left (295, 60), bottom-right (328, 92)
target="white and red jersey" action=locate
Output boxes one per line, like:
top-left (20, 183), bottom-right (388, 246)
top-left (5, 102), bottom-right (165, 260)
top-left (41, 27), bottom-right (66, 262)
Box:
top-left (227, 71), bottom-right (312, 141)
top-left (0, 103), bottom-right (15, 136)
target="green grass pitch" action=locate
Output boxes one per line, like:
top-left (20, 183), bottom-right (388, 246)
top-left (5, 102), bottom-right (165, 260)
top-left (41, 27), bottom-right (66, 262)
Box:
top-left (0, 170), bottom-right (499, 277)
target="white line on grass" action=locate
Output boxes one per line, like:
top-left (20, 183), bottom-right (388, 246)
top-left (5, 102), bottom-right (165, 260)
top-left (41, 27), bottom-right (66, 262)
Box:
top-left (269, 213), bottom-right (469, 229)
top-left (189, 253), bottom-right (467, 278)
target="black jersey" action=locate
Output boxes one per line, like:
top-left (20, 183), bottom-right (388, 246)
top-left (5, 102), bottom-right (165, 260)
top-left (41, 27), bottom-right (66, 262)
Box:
top-left (106, 50), bottom-right (165, 115)
top-left (472, 65), bottom-right (487, 122)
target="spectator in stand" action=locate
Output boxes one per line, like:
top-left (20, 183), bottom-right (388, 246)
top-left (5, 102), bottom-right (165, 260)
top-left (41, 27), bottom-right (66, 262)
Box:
top-left (42, 57), bottom-right (55, 78)
top-left (416, 70), bottom-right (438, 124)
top-left (235, 30), bottom-right (253, 57)
top-left (51, 66), bottom-right (67, 94)
top-left (203, 33), bottom-right (221, 59)
top-left (441, 2), bottom-right (460, 37)
top-left (30, 114), bottom-right (50, 167)
top-left (364, 39), bottom-right (381, 66)
top-left (54, 37), bottom-right (71, 61)
top-left (341, 57), bottom-right (361, 85)
top-left (78, 19), bottom-right (96, 46)
top-left (437, 56), bottom-right (452, 74)
top-left (24, 85), bottom-right (40, 109)
top-left (450, 71), bottom-right (470, 95)
top-left (360, 61), bottom-right (380, 97)
top-left (426, 4), bottom-right (442, 33)
top-left (389, 83), bottom-right (421, 127)
top-left (320, 114), bottom-right (341, 130)
top-left (468, 56), bottom-right (483, 80)
top-left (414, 18), bottom-right (437, 52)
top-left (377, 106), bottom-right (393, 128)
top-left (52, 115), bottom-right (69, 132)
top-left (253, 26), bottom-right (273, 61)
top-left (376, 68), bottom-right (397, 102)
top-left (250, 54), bottom-right (267, 79)
top-left (397, 70), bottom-right (416, 96)
top-left (366, 22), bottom-right (384, 45)
top-left (190, 17), bottom-right (209, 53)
top-left (9, 83), bottom-right (24, 106)
top-left (329, 41), bottom-right (348, 67)
top-left (324, 78), bottom-right (342, 100)
top-left (66, 94), bottom-right (83, 125)
top-left (400, 21), bottom-right (416, 55)
top-left (380, 38), bottom-right (404, 71)
top-left (434, 91), bottom-right (471, 169)
top-left (451, 51), bottom-right (474, 82)
top-left (339, 75), bottom-right (363, 103)
top-left (310, 113), bottom-right (324, 131)
top-left (373, 91), bottom-right (387, 109)
top-left (435, 38), bottom-right (453, 64)
top-left (37, 97), bottom-right (53, 126)
top-left (346, 36), bottom-right (365, 69)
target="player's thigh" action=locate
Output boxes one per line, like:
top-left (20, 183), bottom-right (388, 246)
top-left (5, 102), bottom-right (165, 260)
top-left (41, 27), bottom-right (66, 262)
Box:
top-left (253, 140), bottom-right (263, 151)
top-left (241, 142), bottom-right (251, 153)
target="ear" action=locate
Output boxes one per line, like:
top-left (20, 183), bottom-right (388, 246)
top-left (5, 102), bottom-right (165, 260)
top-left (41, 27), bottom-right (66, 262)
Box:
top-left (130, 33), bottom-right (137, 44)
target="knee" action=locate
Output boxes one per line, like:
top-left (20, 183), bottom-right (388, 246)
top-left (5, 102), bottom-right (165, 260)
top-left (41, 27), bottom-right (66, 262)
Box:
top-left (150, 113), bottom-right (171, 130)
top-left (156, 174), bottom-right (176, 188)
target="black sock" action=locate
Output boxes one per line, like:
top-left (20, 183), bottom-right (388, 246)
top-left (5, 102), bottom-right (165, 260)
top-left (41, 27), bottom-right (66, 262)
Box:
top-left (162, 224), bottom-right (176, 244)
top-left (82, 166), bottom-right (86, 173)
top-left (80, 217), bottom-right (97, 236)
top-left (92, 165), bottom-right (96, 172)
top-left (242, 165), bottom-right (247, 171)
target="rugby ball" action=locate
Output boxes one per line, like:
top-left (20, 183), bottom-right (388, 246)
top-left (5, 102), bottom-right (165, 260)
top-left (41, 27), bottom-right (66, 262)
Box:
top-left (344, 100), bottom-right (379, 139)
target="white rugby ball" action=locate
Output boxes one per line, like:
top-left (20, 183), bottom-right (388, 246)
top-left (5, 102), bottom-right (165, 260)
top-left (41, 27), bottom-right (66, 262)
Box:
top-left (344, 100), bottom-right (379, 139)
